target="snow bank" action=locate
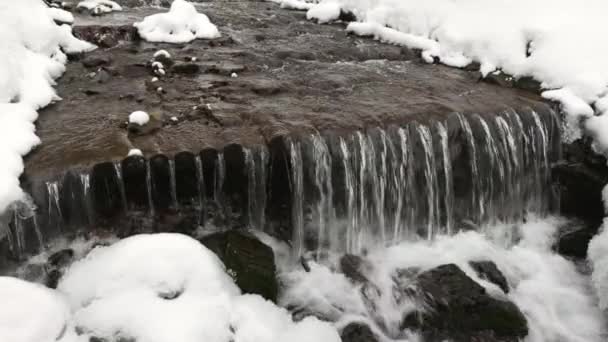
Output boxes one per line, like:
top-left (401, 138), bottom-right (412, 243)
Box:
top-left (282, 217), bottom-right (605, 341)
top-left (0, 277), bottom-right (78, 342)
top-left (134, 0), bottom-right (220, 43)
top-left (275, 0), bottom-right (608, 141)
top-left (0, 0), bottom-right (94, 212)
top-left (56, 233), bottom-right (340, 342)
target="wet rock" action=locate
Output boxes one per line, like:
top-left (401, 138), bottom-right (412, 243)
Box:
top-left (557, 222), bottom-right (596, 258)
top-left (249, 79), bottom-right (283, 96)
top-left (121, 155), bottom-right (149, 210)
top-left (340, 322), bottom-right (379, 342)
top-left (222, 144), bottom-right (248, 226)
top-left (340, 254), bottom-right (369, 284)
top-left (174, 152), bottom-right (199, 206)
top-left (171, 62), bottom-right (201, 75)
top-left (45, 269), bottom-right (62, 289)
top-left (73, 25), bottom-right (139, 48)
top-left (59, 170), bottom-right (89, 227)
top-left (266, 136), bottom-right (292, 241)
top-left (149, 154), bottom-right (173, 212)
top-left (200, 149), bottom-right (219, 200)
top-left (402, 264), bottom-right (528, 342)
top-left (469, 260), bottom-right (509, 294)
top-left (47, 249), bottom-right (74, 269)
top-left (200, 230), bottom-right (278, 302)
top-left (482, 72), bottom-right (514, 88)
top-left (82, 55), bottom-right (112, 68)
top-left (91, 162), bottom-right (124, 221)
top-left (92, 68), bottom-right (111, 84)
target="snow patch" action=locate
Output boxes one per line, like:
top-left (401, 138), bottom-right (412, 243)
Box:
top-left (306, 2), bottom-right (341, 24)
top-left (77, 0), bottom-right (122, 14)
top-left (134, 0), bottom-right (220, 44)
top-left (129, 111), bottom-right (150, 125)
top-left (128, 148), bottom-right (143, 157)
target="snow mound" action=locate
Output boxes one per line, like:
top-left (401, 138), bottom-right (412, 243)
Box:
top-left (0, 277), bottom-right (75, 342)
top-left (129, 110), bottom-right (150, 125)
top-left (0, 0), bottom-right (94, 212)
top-left (128, 148), bottom-right (143, 156)
top-left (58, 233), bottom-right (340, 342)
top-left (77, 0), bottom-right (122, 14)
top-left (306, 2), bottom-right (341, 24)
top-left (134, 0), bottom-right (220, 43)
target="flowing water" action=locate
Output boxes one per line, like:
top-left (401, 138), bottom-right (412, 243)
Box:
top-left (1, 109), bottom-right (560, 260)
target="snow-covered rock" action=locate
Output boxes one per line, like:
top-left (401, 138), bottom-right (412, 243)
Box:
top-left (129, 110), bottom-right (150, 126)
top-left (134, 0), bottom-right (221, 44)
top-left (56, 233), bottom-right (340, 342)
top-left (128, 148), bottom-right (143, 157)
top-left (77, 0), bottom-right (122, 15)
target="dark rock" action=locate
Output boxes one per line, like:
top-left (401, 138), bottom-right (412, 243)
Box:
top-left (402, 264), bottom-right (528, 342)
top-left (513, 76), bottom-right (541, 93)
top-left (60, 170), bottom-right (89, 227)
top-left (200, 230), bottom-right (278, 302)
top-left (171, 62), bottom-right (201, 75)
top-left (91, 162), bottom-right (124, 221)
top-left (250, 79), bottom-right (283, 96)
top-left (174, 152), bottom-right (200, 206)
top-left (47, 249), bottom-right (74, 269)
top-left (200, 149), bottom-right (219, 200)
top-left (340, 322), bottom-right (379, 342)
top-left (121, 155), bottom-right (149, 211)
top-left (222, 144), bottom-right (248, 226)
top-left (45, 269), bottom-right (62, 289)
top-left (266, 136), bottom-right (292, 241)
top-left (340, 254), bottom-right (369, 284)
top-left (557, 223), bottom-right (596, 258)
top-left (482, 72), bottom-right (514, 88)
top-left (82, 55), bottom-right (112, 68)
top-left (469, 260), bottom-right (509, 294)
top-left (149, 154), bottom-right (173, 212)
top-left (93, 68), bottom-right (111, 84)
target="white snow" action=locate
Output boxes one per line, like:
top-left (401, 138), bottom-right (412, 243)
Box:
top-left (129, 110), bottom-right (150, 125)
top-left (48, 7), bottom-right (74, 24)
top-left (128, 148), bottom-right (143, 157)
top-left (278, 0), bottom-right (608, 142)
top-left (231, 72), bottom-right (238, 78)
top-left (134, 0), bottom-right (221, 44)
top-left (281, 217), bottom-right (605, 341)
top-left (55, 233), bottom-right (340, 342)
top-left (153, 49), bottom-right (171, 59)
top-left (306, 2), bottom-right (341, 24)
top-left (0, 277), bottom-right (77, 342)
top-left (0, 0), bottom-right (94, 212)
top-left (77, 0), bottom-right (122, 14)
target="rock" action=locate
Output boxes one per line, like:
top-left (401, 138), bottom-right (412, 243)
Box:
top-left (121, 155), bottom-right (149, 210)
top-left (171, 62), bottom-right (200, 75)
top-left (91, 162), bottom-right (124, 221)
top-left (469, 260), bottom-right (509, 294)
top-left (45, 269), bottom-right (62, 289)
top-left (340, 254), bottom-right (369, 284)
top-left (557, 223), bottom-right (596, 258)
top-left (199, 230), bottom-right (278, 302)
top-left (47, 249), bottom-right (74, 269)
top-left (340, 322), bottom-right (379, 342)
top-left (93, 68), bottom-right (111, 84)
top-left (250, 79), bottom-right (283, 96)
top-left (82, 55), bottom-right (112, 68)
top-left (402, 264), bottom-right (528, 342)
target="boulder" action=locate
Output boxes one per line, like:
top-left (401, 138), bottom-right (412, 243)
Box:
top-left (340, 322), bottom-right (379, 342)
top-left (469, 260), bottom-right (509, 294)
top-left (402, 264), bottom-right (527, 342)
top-left (340, 254), bottom-right (369, 284)
top-left (199, 231), bottom-right (278, 302)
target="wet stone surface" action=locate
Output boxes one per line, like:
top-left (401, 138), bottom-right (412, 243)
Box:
top-left (25, 0), bottom-right (548, 179)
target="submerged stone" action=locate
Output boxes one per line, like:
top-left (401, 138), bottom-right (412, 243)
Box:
top-left (199, 230), bottom-right (278, 302)
top-left (402, 264), bottom-right (527, 342)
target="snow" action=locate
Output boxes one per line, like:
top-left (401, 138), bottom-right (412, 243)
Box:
top-left (128, 148), bottom-right (143, 157)
top-left (281, 217), bottom-right (605, 341)
top-left (0, 0), bottom-right (94, 213)
top-left (77, 0), bottom-right (122, 14)
top-left (306, 2), bottom-right (341, 24)
top-left (153, 49), bottom-right (171, 59)
top-left (0, 277), bottom-right (77, 342)
top-left (278, 0), bottom-right (608, 142)
top-left (134, 0), bottom-right (221, 44)
top-left (48, 7), bottom-right (74, 24)
top-left (55, 233), bottom-right (340, 342)
top-left (129, 110), bottom-right (150, 125)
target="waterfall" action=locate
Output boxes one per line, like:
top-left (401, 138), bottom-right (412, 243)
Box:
top-left (287, 109), bottom-right (560, 254)
top-left (2, 108), bottom-right (560, 260)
